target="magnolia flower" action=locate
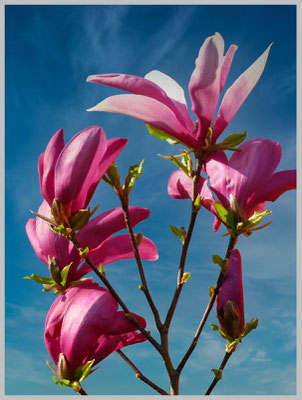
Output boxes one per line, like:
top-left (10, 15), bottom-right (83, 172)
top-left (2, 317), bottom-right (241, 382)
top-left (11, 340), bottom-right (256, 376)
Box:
top-left (216, 249), bottom-right (244, 340)
top-left (38, 126), bottom-right (127, 216)
top-left (45, 280), bottom-right (147, 378)
top-left (26, 200), bottom-right (158, 283)
top-left (168, 138), bottom-right (296, 231)
top-left (87, 33), bottom-right (271, 149)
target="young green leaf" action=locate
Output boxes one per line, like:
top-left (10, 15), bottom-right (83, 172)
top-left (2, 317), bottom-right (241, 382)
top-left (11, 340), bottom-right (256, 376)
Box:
top-left (212, 203), bottom-right (236, 229)
top-left (221, 131), bottom-right (247, 147)
top-left (23, 274), bottom-right (55, 286)
top-left (170, 225), bottom-right (186, 244)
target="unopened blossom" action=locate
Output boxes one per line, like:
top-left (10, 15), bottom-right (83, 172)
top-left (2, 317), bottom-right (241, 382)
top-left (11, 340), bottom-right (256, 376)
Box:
top-left (168, 138), bottom-right (296, 231)
top-left (45, 280), bottom-right (147, 376)
top-left (26, 200), bottom-right (158, 282)
top-left (38, 126), bottom-right (127, 216)
top-left (87, 33), bottom-right (271, 149)
top-left (216, 249), bottom-right (244, 340)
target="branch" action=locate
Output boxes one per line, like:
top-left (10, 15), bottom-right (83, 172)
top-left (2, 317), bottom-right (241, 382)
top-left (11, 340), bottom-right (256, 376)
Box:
top-left (69, 235), bottom-right (161, 352)
top-left (164, 156), bottom-right (203, 328)
top-left (121, 202), bottom-right (162, 330)
top-left (205, 351), bottom-right (232, 395)
top-left (117, 349), bottom-right (169, 395)
top-left (177, 234), bottom-right (238, 373)
top-left (78, 387), bottom-right (87, 395)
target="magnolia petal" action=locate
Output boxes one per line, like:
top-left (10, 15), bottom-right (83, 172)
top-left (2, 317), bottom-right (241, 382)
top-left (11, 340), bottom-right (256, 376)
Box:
top-left (35, 201), bottom-right (79, 270)
top-left (189, 32), bottom-right (225, 143)
top-left (88, 94), bottom-right (200, 148)
top-left (25, 218), bottom-right (46, 263)
top-left (212, 43), bottom-right (272, 142)
top-left (74, 234), bottom-right (158, 280)
top-left (228, 139), bottom-right (282, 211)
top-left (39, 128), bottom-right (65, 206)
top-left (145, 70), bottom-right (195, 132)
top-left (204, 150), bottom-right (229, 208)
top-left (251, 169), bottom-right (296, 206)
top-left (76, 206), bottom-right (150, 254)
top-left (219, 45), bottom-right (238, 92)
top-left (83, 137), bottom-right (127, 208)
top-left (54, 126), bottom-right (107, 215)
top-left (213, 216), bottom-right (222, 232)
top-left (87, 72), bottom-right (191, 132)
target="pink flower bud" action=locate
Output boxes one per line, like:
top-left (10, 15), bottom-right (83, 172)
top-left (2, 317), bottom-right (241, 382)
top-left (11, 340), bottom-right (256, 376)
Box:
top-left (216, 249), bottom-right (245, 340)
top-left (44, 280), bottom-right (147, 373)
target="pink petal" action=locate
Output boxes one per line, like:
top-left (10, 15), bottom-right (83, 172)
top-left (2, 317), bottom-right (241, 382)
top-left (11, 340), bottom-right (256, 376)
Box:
top-left (76, 206), bottom-right (150, 253)
top-left (54, 126), bottom-right (107, 215)
top-left (228, 139), bottom-right (281, 213)
top-left (213, 217), bottom-right (222, 232)
top-left (35, 201), bottom-right (79, 270)
top-left (167, 170), bottom-right (214, 205)
top-left (204, 150), bottom-right (229, 208)
top-left (83, 137), bottom-right (127, 208)
top-left (145, 70), bottom-right (195, 132)
top-left (87, 72), bottom-right (190, 131)
top-left (219, 45), bottom-right (238, 92)
top-left (251, 169), bottom-right (296, 206)
top-left (74, 234), bottom-right (158, 280)
top-left (189, 32), bottom-right (225, 143)
top-left (25, 218), bottom-right (46, 263)
top-left (88, 94), bottom-right (200, 149)
top-left (212, 43), bottom-right (272, 142)
top-left (39, 128), bottom-right (65, 206)
top-left (106, 311), bottom-right (147, 335)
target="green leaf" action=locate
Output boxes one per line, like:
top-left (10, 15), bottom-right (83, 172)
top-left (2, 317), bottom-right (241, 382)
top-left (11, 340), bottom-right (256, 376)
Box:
top-left (169, 155), bottom-right (190, 176)
top-left (52, 224), bottom-right (66, 234)
top-left (75, 360), bottom-right (95, 382)
top-left (208, 286), bottom-right (214, 297)
top-left (212, 203), bottom-right (236, 229)
top-left (211, 368), bottom-right (222, 381)
top-left (212, 254), bottom-right (224, 268)
top-left (23, 274), bottom-right (55, 286)
top-left (181, 272), bottom-right (191, 284)
top-left (222, 131), bottom-right (247, 147)
top-left (124, 160), bottom-right (144, 191)
top-left (210, 323), bottom-right (233, 342)
top-left (99, 264), bottom-right (105, 275)
top-left (248, 210), bottom-right (271, 226)
top-left (240, 318), bottom-right (259, 338)
top-left (79, 247), bottom-right (89, 258)
top-left (53, 376), bottom-right (71, 387)
top-left (69, 209), bottom-right (91, 231)
top-left (170, 225), bottom-right (186, 244)
top-left (146, 125), bottom-right (179, 143)
top-left (210, 323), bottom-right (219, 331)
top-left (194, 194), bottom-right (202, 211)
top-left (60, 263), bottom-right (72, 287)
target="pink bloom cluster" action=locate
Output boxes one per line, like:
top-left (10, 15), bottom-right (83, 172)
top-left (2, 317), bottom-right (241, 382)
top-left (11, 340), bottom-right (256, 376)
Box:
top-left (26, 126), bottom-right (158, 381)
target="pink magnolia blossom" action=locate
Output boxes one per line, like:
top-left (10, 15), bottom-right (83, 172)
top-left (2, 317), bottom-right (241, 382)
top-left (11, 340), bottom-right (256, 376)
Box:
top-left (168, 139), bottom-right (296, 231)
top-left (45, 280), bottom-right (147, 374)
top-left (216, 249), bottom-right (244, 340)
top-left (87, 33), bottom-right (271, 148)
top-left (26, 200), bottom-right (158, 282)
top-left (39, 126), bottom-right (127, 216)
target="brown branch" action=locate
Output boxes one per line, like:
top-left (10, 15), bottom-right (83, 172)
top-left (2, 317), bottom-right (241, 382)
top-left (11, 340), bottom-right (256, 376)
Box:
top-left (205, 351), bottom-right (232, 395)
top-left (69, 235), bottom-right (161, 352)
top-left (121, 202), bottom-right (162, 330)
top-left (177, 234), bottom-right (238, 373)
top-left (116, 349), bottom-right (169, 395)
top-left (78, 387), bottom-right (87, 395)
top-left (164, 156), bottom-right (203, 329)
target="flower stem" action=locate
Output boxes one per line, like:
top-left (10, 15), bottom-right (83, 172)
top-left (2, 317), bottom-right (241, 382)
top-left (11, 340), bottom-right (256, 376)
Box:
top-left (69, 235), bottom-right (161, 352)
top-left (78, 386), bottom-right (87, 395)
top-left (205, 351), bottom-right (232, 395)
top-left (164, 155), bottom-right (203, 329)
top-left (177, 234), bottom-right (238, 373)
top-left (117, 349), bottom-right (169, 395)
top-left (121, 202), bottom-right (162, 330)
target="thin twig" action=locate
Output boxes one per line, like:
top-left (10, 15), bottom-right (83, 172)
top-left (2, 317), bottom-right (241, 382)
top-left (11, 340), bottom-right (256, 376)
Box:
top-left (121, 202), bottom-right (162, 330)
top-left (205, 351), bottom-right (232, 395)
top-left (69, 235), bottom-right (161, 352)
top-left (177, 234), bottom-right (238, 373)
top-left (164, 155), bottom-right (203, 328)
top-left (117, 349), bottom-right (169, 395)
top-left (78, 387), bottom-right (87, 395)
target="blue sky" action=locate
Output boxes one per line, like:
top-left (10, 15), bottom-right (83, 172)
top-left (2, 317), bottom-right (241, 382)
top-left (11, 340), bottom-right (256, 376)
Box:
top-left (5, 4), bottom-right (296, 396)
